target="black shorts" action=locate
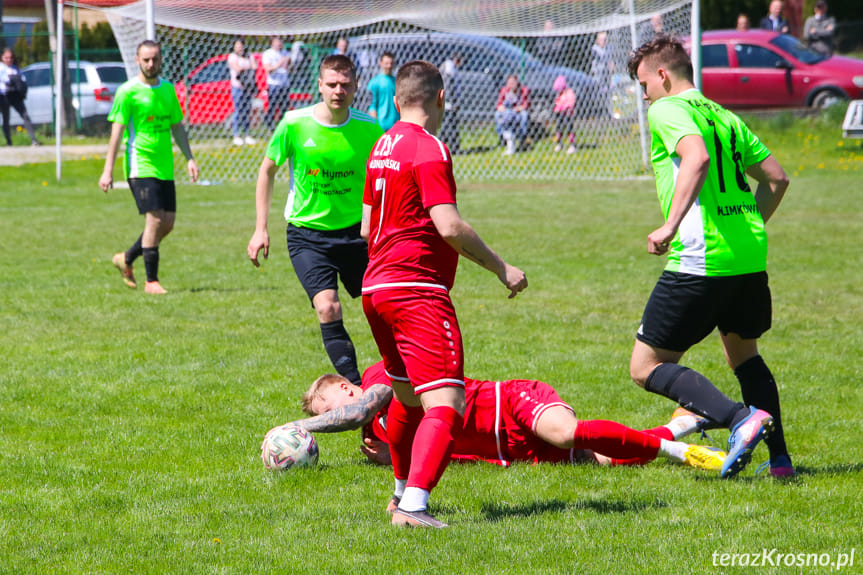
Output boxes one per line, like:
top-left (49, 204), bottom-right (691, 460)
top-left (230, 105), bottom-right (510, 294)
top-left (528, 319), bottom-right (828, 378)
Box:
top-left (636, 270), bottom-right (772, 352)
top-left (129, 178), bottom-right (176, 214)
top-left (286, 223), bottom-right (368, 304)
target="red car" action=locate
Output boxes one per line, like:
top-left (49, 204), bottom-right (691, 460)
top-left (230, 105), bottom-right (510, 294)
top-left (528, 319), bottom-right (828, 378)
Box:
top-left (174, 53), bottom-right (313, 126)
top-left (698, 30), bottom-right (863, 109)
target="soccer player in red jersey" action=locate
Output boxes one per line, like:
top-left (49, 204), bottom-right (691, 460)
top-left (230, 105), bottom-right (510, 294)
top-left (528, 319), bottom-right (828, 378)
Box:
top-left (361, 60), bottom-right (528, 528)
top-left (273, 361), bottom-right (725, 471)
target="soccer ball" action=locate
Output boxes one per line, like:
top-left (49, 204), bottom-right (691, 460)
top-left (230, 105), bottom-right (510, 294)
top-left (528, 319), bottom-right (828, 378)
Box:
top-left (260, 424), bottom-right (319, 471)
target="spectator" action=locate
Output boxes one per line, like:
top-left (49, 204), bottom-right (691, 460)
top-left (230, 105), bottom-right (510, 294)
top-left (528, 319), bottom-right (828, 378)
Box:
top-left (535, 19), bottom-right (566, 63)
top-left (366, 52), bottom-right (399, 131)
top-left (262, 36), bottom-right (293, 130)
top-left (227, 38), bottom-right (257, 146)
top-left (804, 1), bottom-right (836, 56)
top-left (737, 13), bottom-right (751, 33)
top-left (440, 53), bottom-right (461, 154)
top-left (552, 75), bottom-right (576, 155)
top-left (0, 47), bottom-right (41, 146)
top-left (759, 1), bottom-right (789, 34)
top-left (590, 31), bottom-right (614, 94)
top-left (494, 74), bottom-right (530, 156)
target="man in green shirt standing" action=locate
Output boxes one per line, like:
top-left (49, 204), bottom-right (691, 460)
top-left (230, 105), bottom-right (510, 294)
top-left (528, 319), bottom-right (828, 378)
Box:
top-left (626, 35), bottom-right (793, 479)
top-left (99, 40), bottom-right (199, 295)
top-left (247, 55), bottom-right (382, 385)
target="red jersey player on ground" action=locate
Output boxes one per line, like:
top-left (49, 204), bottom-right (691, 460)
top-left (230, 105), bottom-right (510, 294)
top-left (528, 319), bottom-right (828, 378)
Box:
top-left (278, 361), bottom-right (726, 473)
top-left (361, 60), bottom-right (528, 528)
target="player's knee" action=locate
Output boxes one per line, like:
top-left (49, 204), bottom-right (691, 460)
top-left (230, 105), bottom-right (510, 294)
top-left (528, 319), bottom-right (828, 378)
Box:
top-left (630, 361), bottom-right (649, 388)
top-left (314, 299), bottom-right (341, 323)
top-left (536, 409), bottom-right (578, 448)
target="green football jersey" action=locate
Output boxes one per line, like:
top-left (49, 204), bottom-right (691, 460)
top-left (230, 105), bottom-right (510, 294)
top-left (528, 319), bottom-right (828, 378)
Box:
top-left (648, 89), bottom-right (771, 276)
top-left (267, 106), bottom-right (383, 231)
top-left (108, 78), bottom-right (183, 180)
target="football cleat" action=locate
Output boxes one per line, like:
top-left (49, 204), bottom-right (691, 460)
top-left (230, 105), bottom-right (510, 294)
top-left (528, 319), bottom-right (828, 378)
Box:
top-left (721, 407), bottom-right (773, 479)
top-left (683, 444), bottom-right (727, 471)
top-left (144, 281), bottom-right (167, 295)
top-left (385, 495), bottom-right (401, 515)
top-left (112, 253), bottom-right (136, 288)
top-left (391, 508), bottom-right (448, 529)
top-left (756, 454), bottom-right (796, 478)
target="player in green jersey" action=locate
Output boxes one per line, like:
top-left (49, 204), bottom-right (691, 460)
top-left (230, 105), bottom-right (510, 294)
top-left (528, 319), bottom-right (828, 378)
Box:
top-left (625, 35), bottom-right (793, 479)
top-left (247, 54), bottom-right (383, 385)
top-left (99, 40), bottom-right (199, 295)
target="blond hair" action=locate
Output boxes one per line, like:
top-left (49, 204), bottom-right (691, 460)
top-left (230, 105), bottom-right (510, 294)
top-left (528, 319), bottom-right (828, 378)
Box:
top-left (300, 373), bottom-right (347, 415)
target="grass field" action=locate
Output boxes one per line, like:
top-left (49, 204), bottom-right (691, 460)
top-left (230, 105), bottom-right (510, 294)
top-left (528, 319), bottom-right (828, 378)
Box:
top-left (1, 111), bottom-right (862, 574)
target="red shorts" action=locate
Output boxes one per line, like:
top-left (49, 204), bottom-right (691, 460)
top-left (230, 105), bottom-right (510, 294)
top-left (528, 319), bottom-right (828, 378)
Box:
top-left (363, 287), bottom-right (464, 393)
top-left (499, 379), bottom-right (575, 463)
top-left (458, 378), bottom-right (575, 464)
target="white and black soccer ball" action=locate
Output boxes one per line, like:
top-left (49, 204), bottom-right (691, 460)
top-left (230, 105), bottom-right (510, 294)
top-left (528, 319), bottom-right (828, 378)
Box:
top-left (261, 424), bottom-right (319, 471)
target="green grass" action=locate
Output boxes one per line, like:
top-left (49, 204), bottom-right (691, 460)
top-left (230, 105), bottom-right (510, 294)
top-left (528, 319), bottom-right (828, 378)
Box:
top-left (1, 113), bottom-right (862, 574)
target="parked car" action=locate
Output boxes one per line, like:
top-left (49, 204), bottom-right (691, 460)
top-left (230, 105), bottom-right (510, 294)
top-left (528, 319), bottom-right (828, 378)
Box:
top-left (347, 32), bottom-right (629, 126)
top-left (10, 61), bottom-right (127, 125)
top-left (698, 30), bottom-right (863, 109)
top-left (174, 52), bottom-right (313, 126)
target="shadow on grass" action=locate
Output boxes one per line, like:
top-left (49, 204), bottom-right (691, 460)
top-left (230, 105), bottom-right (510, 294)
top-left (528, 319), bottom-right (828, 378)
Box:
top-left (480, 497), bottom-right (667, 522)
top-left (793, 463), bottom-right (863, 476)
top-left (689, 462), bottom-right (863, 485)
top-left (186, 286), bottom-right (283, 293)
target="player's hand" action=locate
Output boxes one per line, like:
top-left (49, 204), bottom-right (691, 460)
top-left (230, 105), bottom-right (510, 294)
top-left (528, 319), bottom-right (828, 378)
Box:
top-left (187, 159), bottom-right (199, 183)
top-left (360, 437), bottom-right (392, 466)
top-left (647, 224), bottom-right (676, 255)
top-left (247, 230), bottom-right (270, 267)
top-left (500, 263), bottom-right (527, 299)
top-left (98, 172), bottom-right (113, 193)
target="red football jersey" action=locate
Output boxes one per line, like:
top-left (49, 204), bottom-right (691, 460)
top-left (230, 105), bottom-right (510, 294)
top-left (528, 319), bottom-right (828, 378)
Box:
top-left (359, 362), bottom-right (576, 466)
top-left (362, 122), bottom-right (460, 293)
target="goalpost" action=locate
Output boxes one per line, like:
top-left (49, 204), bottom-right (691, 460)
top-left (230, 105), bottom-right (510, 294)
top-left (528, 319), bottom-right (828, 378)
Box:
top-left (72, 0), bottom-right (694, 183)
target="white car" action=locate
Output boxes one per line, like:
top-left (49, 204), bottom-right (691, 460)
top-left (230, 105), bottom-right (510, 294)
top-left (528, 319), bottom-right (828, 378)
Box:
top-left (10, 61), bottom-right (127, 125)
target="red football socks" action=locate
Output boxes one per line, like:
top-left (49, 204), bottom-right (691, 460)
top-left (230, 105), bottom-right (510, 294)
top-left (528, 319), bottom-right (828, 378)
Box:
top-left (386, 399), bottom-right (424, 481)
top-left (573, 419), bottom-right (662, 461)
top-left (406, 406), bottom-right (463, 491)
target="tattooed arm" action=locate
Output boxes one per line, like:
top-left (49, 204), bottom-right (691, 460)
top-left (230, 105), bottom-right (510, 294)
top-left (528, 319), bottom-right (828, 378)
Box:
top-left (288, 384), bottom-right (394, 433)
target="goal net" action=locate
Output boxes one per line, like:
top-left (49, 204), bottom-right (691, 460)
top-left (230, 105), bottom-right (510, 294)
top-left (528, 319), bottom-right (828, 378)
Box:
top-left (74, 0), bottom-right (693, 182)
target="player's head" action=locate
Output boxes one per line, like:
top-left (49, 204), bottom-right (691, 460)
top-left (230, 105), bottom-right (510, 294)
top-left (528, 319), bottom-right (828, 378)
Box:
top-left (627, 34), bottom-right (693, 104)
top-left (301, 374), bottom-right (363, 415)
top-left (379, 52), bottom-right (395, 75)
top-left (395, 60), bottom-right (444, 115)
top-left (136, 40), bottom-right (162, 80)
top-left (318, 54), bottom-right (357, 110)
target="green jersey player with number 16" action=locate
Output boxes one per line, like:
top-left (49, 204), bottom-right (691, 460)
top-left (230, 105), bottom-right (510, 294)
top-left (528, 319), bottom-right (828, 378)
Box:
top-left (625, 35), bottom-right (793, 479)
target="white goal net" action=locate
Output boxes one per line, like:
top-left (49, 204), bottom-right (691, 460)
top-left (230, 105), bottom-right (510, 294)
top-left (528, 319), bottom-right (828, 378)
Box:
top-left (74, 0), bottom-right (693, 182)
